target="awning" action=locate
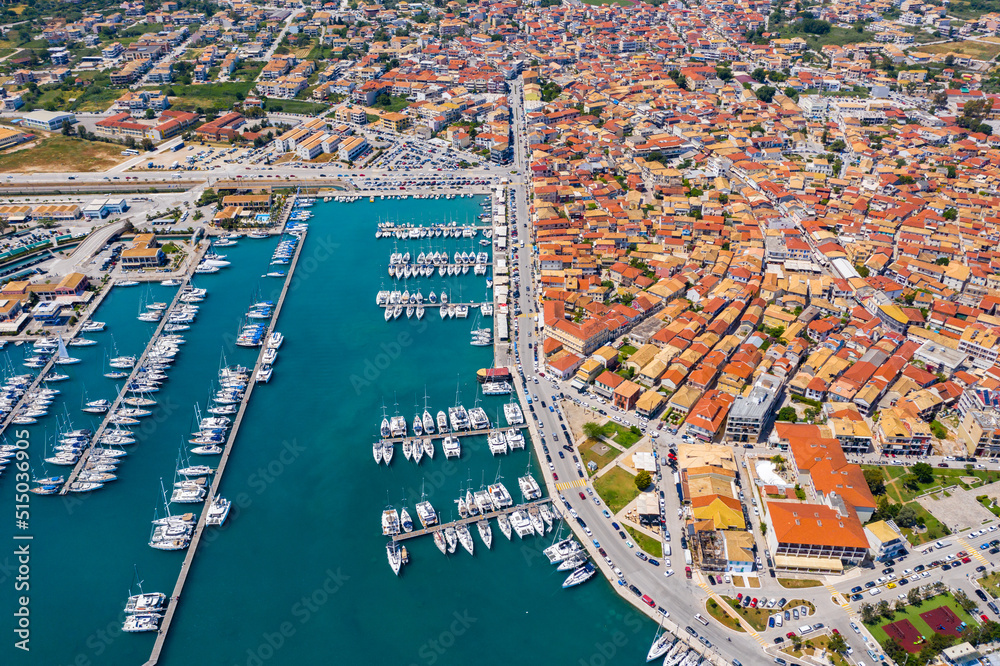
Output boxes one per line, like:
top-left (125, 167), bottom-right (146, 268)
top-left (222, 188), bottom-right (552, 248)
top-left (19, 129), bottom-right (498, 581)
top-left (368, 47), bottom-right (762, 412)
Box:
top-left (774, 555), bottom-right (843, 573)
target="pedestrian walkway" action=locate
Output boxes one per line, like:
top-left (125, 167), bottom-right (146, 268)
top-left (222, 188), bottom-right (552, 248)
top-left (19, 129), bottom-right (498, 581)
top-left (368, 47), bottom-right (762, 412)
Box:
top-left (555, 478), bottom-right (587, 491)
top-left (959, 537), bottom-right (989, 564)
top-left (826, 583), bottom-right (856, 619)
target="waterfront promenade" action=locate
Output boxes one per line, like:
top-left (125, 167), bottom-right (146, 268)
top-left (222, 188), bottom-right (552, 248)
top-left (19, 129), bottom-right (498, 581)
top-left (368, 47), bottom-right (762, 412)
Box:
top-left (144, 228), bottom-right (307, 666)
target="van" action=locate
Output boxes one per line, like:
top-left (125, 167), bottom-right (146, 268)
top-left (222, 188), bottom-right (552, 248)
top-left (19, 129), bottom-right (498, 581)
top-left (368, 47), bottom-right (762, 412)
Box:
top-left (613, 567), bottom-right (624, 580)
top-left (799, 625), bottom-right (813, 635)
top-left (935, 540), bottom-right (949, 549)
top-left (664, 544), bottom-right (671, 557)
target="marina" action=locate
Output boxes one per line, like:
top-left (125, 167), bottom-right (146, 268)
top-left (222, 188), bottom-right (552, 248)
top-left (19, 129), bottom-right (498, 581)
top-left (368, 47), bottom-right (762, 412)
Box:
top-left (0, 194), bottom-right (654, 666)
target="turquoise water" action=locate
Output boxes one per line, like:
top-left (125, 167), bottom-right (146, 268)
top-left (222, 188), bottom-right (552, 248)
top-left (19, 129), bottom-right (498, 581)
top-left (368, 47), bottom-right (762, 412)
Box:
top-left (2, 197), bottom-right (652, 665)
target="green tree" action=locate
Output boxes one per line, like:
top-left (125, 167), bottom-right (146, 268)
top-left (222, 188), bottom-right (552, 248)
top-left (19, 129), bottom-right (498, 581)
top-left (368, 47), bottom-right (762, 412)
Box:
top-left (912, 462), bottom-right (934, 484)
top-left (776, 406), bottom-right (797, 422)
top-left (828, 632), bottom-right (847, 654)
top-left (755, 86), bottom-right (776, 103)
top-left (907, 587), bottom-right (922, 606)
top-left (943, 208), bottom-right (958, 221)
top-left (635, 470), bottom-right (652, 490)
top-left (864, 468), bottom-right (885, 496)
top-left (896, 504), bottom-right (918, 528)
top-left (582, 422), bottom-right (604, 439)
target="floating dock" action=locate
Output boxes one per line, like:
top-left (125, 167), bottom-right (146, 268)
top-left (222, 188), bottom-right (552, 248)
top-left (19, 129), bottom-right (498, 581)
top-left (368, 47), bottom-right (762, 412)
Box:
top-left (143, 230), bottom-right (307, 666)
top-left (379, 426), bottom-right (519, 445)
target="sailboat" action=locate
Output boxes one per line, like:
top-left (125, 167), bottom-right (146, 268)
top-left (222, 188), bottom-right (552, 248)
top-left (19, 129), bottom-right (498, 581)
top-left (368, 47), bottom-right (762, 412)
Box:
top-left (477, 519), bottom-right (493, 549)
top-left (421, 388), bottom-right (435, 435)
top-left (53, 336), bottom-right (80, 365)
top-left (646, 616), bottom-right (674, 662)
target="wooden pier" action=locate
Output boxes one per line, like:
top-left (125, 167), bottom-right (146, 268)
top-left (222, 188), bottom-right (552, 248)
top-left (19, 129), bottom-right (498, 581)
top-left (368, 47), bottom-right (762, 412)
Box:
top-left (391, 498), bottom-right (551, 542)
top-left (59, 251), bottom-right (209, 494)
top-left (143, 229), bottom-right (307, 666)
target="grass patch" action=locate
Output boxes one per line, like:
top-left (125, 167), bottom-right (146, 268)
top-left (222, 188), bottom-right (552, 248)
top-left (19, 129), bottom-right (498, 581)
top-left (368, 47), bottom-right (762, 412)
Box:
top-left (0, 135), bottom-right (124, 172)
top-left (625, 525), bottom-right (662, 558)
top-left (722, 596), bottom-right (770, 631)
top-left (593, 466), bottom-right (639, 514)
top-left (900, 503), bottom-right (949, 546)
top-left (370, 94), bottom-right (410, 113)
top-left (782, 635), bottom-right (850, 666)
top-left (579, 437), bottom-right (617, 476)
top-left (864, 592), bottom-right (976, 646)
top-left (917, 40), bottom-right (1000, 60)
top-left (706, 599), bottom-right (745, 632)
top-left (160, 242), bottom-right (181, 254)
top-left (146, 81), bottom-right (254, 113)
top-left (785, 599), bottom-right (816, 614)
top-left (269, 99), bottom-right (328, 115)
top-left (979, 571), bottom-right (1000, 599)
top-left (777, 578), bottom-right (822, 589)
top-left (770, 23), bottom-right (875, 48)
top-left (593, 421), bottom-right (642, 447)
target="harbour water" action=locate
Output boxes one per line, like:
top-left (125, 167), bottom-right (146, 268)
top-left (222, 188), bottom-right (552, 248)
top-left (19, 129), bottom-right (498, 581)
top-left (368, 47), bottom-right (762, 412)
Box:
top-left (2, 197), bottom-right (652, 665)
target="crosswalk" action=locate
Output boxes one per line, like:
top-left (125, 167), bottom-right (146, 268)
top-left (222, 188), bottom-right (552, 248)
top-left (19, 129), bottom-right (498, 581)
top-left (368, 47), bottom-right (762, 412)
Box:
top-left (826, 583), bottom-right (856, 619)
top-left (555, 479), bottom-right (587, 491)
top-left (695, 582), bottom-right (768, 647)
top-left (959, 537), bottom-right (989, 564)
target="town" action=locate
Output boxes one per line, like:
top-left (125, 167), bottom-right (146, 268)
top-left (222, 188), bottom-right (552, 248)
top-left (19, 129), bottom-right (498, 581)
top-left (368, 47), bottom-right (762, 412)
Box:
top-left (3, 0), bottom-right (1000, 664)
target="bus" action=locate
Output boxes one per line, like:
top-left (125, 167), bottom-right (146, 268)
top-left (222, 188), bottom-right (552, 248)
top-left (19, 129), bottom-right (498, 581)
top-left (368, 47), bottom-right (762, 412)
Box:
top-left (121, 149), bottom-right (139, 156)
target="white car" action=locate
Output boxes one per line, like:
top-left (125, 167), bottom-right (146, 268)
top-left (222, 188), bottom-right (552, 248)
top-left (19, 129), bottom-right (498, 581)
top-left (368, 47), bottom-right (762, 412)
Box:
top-left (664, 569), bottom-right (674, 578)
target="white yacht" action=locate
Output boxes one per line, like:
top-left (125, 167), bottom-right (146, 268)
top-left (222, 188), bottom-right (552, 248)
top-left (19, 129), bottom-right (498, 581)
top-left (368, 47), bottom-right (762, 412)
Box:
top-left (562, 563), bottom-right (596, 588)
top-left (506, 429), bottom-right (525, 450)
top-left (373, 441), bottom-right (383, 464)
top-left (422, 437), bottom-right (434, 460)
top-left (456, 523), bottom-right (474, 555)
top-left (497, 513), bottom-right (512, 540)
top-left (205, 496), bottom-right (231, 526)
top-left (381, 507), bottom-right (400, 536)
top-left (488, 430), bottom-right (508, 456)
top-left (503, 402), bottom-right (524, 425)
top-left (518, 475), bottom-right (542, 501)
top-left (400, 506), bottom-right (414, 532)
top-left (442, 435), bottom-right (461, 459)
top-left (386, 542), bottom-right (403, 576)
top-left (477, 519), bottom-right (493, 550)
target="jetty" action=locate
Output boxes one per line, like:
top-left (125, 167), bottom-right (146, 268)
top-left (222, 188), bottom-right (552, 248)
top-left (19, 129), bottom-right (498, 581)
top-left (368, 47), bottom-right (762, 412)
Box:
top-left (143, 229), bottom-right (307, 666)
top-left (59, 269), bottom-right (203, 494)
top-left (379, 426), bottom-right (518, 445)
top-left (391, 498), bottom-right (550, 542)
top-left (378, 301), bottom-right (488, 310)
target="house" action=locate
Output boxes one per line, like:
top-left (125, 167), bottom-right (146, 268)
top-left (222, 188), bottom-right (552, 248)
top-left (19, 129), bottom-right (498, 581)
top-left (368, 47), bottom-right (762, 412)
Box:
top-left (865, 520), bottom-right (907, 563)
top-left (724, 373), bottom-right (782, 443)
top-left (613, 379), bottom-right (642, 411)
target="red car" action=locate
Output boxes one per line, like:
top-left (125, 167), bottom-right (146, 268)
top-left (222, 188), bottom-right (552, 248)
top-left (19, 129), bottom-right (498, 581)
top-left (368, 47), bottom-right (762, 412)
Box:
top-left (579, 492), bottom-right (586, 500)
top-left (983, 615), bottom-right (991, 623)
top-left (958, 551), bottom-right (968, 558)
top-left (685, 567), bottom-right (692, 579)
top-left (642, 594), bottom-right (655, 608)
top-left (751, 598), bottom-right (759, 608)
top-left (787, 632), bottom-right (796, 639)
top-left (962, 557), bottom-right (972, 564)
top-left (553, 473), bottom-right (559, 480)
top-left (832, 629), bottom-right (839, 635)
top-left (737, 593), bottom-right (743, 601)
